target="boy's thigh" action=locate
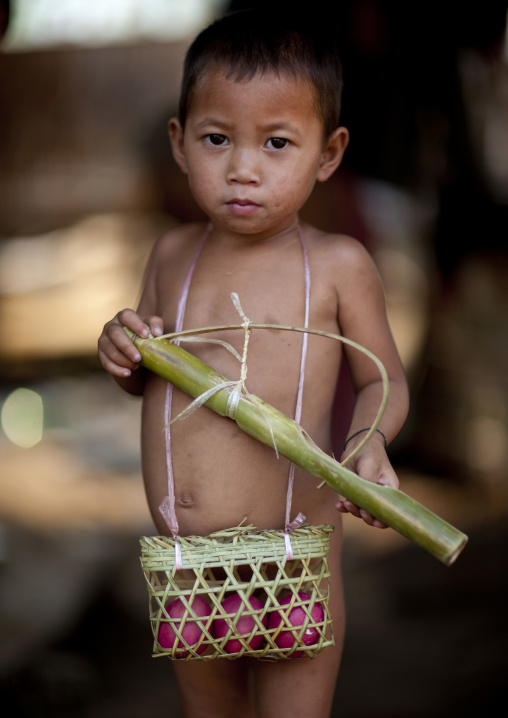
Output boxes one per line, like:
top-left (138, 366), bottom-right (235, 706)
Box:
top-left (172, 645), bottom-right (342, 718)
top-left (172, 656), bottom-right (256, 718)
top-left (254, 642), bottom-right (343, 718)
top-left (253, 557), bottom-right (346, 718)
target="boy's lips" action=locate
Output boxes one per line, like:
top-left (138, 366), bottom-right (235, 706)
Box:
top-left (226, 198), bottom-right (261, 216)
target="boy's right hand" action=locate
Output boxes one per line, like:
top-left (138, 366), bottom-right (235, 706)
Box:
top-left (98, 308), bottom-right (163, 379)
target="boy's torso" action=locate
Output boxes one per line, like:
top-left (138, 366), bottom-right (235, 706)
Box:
top-left (140, 222), bottom-right (345, 536)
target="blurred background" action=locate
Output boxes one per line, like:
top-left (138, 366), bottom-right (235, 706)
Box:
top-left (1, 1), bottom-right (507, 715)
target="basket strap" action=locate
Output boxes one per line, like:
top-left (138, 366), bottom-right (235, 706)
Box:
top-left (159, 223), bottom-right (310, 566)
top-left (284, 225), bottom-right (310, 560)
top-left (159, 226), bottom-right (211, 568)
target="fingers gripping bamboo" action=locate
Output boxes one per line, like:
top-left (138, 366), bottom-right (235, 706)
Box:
top-left (124, 326), bottom-right (468, 566)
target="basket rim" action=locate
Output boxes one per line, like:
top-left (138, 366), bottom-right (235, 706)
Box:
top-left (141, 522), bottom-right (333, 550)
top-left (140, 523), bottom-right (334, 569)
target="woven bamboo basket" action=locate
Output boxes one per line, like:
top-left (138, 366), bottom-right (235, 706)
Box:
top-left (140, 523), bottom-right (334, 660)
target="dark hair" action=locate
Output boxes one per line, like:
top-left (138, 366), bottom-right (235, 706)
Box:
top-left (178, 10), bottom-right (343, 138)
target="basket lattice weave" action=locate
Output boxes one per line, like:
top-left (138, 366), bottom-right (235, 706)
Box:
top-left (140, 523), bottom-right (334, 660)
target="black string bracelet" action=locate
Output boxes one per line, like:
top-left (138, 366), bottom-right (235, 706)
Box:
top-left (344, 427), bottom-right (387, 451)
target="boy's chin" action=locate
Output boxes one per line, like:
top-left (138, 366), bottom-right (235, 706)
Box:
top-left (209, 212), bottom-right (299, 238)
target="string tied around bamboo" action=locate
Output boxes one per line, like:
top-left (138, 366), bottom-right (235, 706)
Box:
top-left (226, 293), bottom-right (251, 420)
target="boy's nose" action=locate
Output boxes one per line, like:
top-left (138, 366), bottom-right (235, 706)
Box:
top-left (226, 148), bottom-right (260, 185)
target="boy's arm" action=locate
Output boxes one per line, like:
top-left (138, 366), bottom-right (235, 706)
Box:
top-left (334, 238), bottom-right (410, 527)
top-left (336, 378), bottom-right (408, 527)
top-left (97, 239), bottom-right (164, 396)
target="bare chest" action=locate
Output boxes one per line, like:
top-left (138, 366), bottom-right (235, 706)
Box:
top-left (181, 242), bottom-right (307, 325)
top-left (153, 232), bottom-right (340, 413)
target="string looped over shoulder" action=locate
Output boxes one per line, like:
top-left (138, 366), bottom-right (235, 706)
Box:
top-left (160, 227), bottom-right (210, 569)
top-left (284, 225), bottom-right (310, 559)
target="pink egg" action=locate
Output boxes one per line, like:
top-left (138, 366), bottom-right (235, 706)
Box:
top-left (158, 594), bottom-right (211, 657)
top-left (268, 591), bottom-right (324, 657)
top-left (214, 593), bottom-right (267, 654)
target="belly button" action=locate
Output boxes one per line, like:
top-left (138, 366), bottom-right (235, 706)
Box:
top-left (177, 493), bottom-right (194, 508)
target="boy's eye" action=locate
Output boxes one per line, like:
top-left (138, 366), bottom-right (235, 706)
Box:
top-left (206, 134), bottom-right (228, 146)
top-left (267, 137), bottom-right (289, 150)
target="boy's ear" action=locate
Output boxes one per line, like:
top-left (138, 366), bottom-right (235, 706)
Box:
top-left (168, 118), bottom-right (188, 174)
top-left (316, 126), bottom-right (349, 182)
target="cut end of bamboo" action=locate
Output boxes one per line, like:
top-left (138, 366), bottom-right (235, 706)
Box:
top-left (442, 533), bottom-right (469, 566)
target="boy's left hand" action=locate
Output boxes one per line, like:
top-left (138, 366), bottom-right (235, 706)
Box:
top-left (335, 438), bottom-right (399, 529)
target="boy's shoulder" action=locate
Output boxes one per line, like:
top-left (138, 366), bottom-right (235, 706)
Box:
top-left (304, 224), bottom-right (375, 271)
top-left (149, 221), bottom-right (209, 263)
top-left (154, 221), bottom-right (208, 249)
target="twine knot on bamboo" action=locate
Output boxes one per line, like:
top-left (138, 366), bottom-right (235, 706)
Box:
top-left (166, 293), bottom-right (260, 430)
top-left (225, 294), bottom-right (251, 420)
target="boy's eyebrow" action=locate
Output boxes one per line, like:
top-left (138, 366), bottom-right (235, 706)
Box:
top-left (193, 117), bottom-right (303, 136)
top-left (193, 117), bottom-right (230, 129)
top-left (262, 121), bottom-right (302, 136)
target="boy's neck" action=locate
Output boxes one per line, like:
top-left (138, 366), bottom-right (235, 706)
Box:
top-left (208, 216), bottom-right (301, 249)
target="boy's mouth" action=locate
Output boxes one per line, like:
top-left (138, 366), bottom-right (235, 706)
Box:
top-left (226, 198), bottom-right (261, 216)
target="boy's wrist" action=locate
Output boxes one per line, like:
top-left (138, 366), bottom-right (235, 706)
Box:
top-left (344, 427), bottom-right (387, 452)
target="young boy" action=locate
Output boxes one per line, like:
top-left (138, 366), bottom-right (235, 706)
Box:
top-left (98, 10), bottom-right (409, 718)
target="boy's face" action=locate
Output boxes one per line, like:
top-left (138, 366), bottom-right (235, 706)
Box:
top-left (169, 68), bottom-right (348, 239)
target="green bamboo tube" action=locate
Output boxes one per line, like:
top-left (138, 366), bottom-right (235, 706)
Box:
top-left (126, 331), bottom-right (468, 566)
